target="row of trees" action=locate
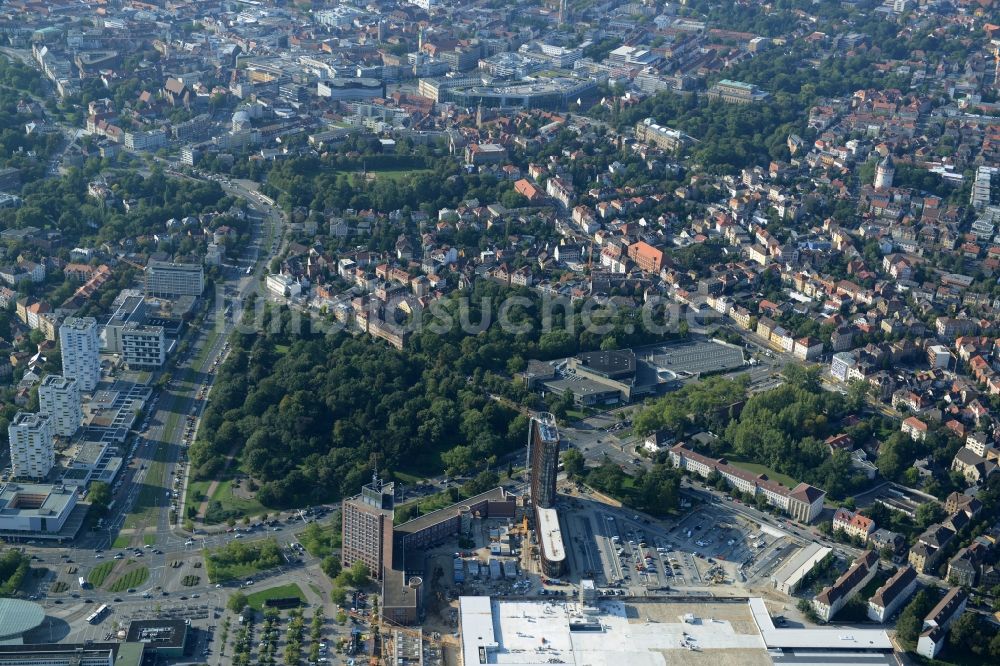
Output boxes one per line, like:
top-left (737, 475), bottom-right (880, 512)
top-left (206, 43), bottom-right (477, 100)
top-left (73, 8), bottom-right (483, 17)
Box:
top-left (0, 549), bottom-right (29, 595)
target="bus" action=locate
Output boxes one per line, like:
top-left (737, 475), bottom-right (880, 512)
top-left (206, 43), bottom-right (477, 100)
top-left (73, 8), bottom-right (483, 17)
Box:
top-left (86, 604), bottom-right (109, 624)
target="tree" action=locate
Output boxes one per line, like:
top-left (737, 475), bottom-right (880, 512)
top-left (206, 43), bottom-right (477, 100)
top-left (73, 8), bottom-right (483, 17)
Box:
top-left (896, 590), bottom-right (934, 649)
top-left (348, 560), bottom-right (370, 586)
top-left (321, 556), bottom-right (341, 579)
top-left (948, 612), bottom-right (983, 656)
top-left (227, 591), bottom-right (248, 613)
top-left (562, 448), bottom-right (585, 479)
top-left (88, 481), bottom-right (112, 512)
top-left (915, 501), bottom-right (944, 529)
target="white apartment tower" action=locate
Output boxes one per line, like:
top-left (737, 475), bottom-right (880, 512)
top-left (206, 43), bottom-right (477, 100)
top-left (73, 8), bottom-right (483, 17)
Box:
top-left (60, 317), bottom-right (101, 392)
top-left (38, 375), bottom-right (83, 437)
top-left (8, 412), bottom-right (54, 479)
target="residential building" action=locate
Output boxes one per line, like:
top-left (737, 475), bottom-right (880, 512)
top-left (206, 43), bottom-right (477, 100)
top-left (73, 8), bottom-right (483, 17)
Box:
top-left (8, 412), bottom-right (54, 479)
top-left (120, 324), bottom-right (166, 369)
top-left (812, 550), bottom-right (879, 622)
top-left (669, 444), bottom-right (825, 523)
top-left (832, 507), bottom-right (876, 542)
top-left (528, 413), bottom-right (560, 510)
top-left (37, 375), bottom-right (82, 438)
top-left (909, 523), bottom-right (956, 574)
top-left (59, 317), bottom-right (100, 392)
top-left (917, 588), bottom-right (968, 659)
top-left (144, 260), bottom-right (204, 297)
top-left (947, 543), bottom-right (986, 587)
top-left (101, 289), bottom-right (146, 353)
top-left (901, 416), bottom-right (928, 441)
top-left (867, 566), bottom-right (917, 623)
top-left (831, 352), bottom-right (857, 382)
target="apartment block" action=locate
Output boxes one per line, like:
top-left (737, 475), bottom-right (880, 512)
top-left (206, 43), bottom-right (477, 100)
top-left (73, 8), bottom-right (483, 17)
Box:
top-left (812, 550), bottom-right (879, 622)
top-left (59, 317), bottom-right (100, 392)
top-left (867, 565), bottom-right (917, 623)
top-left (669, 443), bottom-right (826, 523)
top-left (38, 375), bottom-right (82, 438)
top-left (917, 588), bottom-right (968, 659)
top-left (121, 323), bottom-right (166, 368)
top-left (8, 412), bottom-right (54, 479)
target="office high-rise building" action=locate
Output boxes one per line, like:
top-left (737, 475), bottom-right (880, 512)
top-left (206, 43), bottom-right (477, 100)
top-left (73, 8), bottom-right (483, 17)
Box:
top-left (341, 475), bottom-right (396, 580)
top-left (528, 413), bottom-right (560, 509)
top-left (38, 375), bottom-right (82, 437)
top-left (8, 412), bottom-right (54, 479)
top-left (144, 260), bottom-right (205, 297)
top-left (60, 317), bottom-right (100, 392)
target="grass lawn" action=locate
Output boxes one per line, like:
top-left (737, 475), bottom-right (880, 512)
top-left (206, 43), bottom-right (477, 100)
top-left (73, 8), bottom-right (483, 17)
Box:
top-left (274, 344), bottom-right (290, 355)
top-left (368, 168), bottom-right (434, 181)
top-left (392, 471), bottom-right (422, 484)
top-left (566, 409), bottom-right (589, 422)
top-left (719, 452), bottom-right (799, 488)
top-left (207, 479), bottom-right (267, 518)
top-left (107, 566), bottom-right (149, 593)
top-left (87, 562), bottom-right (114, 587)
top-left (124, 439), bottom-right (170, 530)
top-left (186, 479), bottom-right (212, 512)
top-left (245, 583), bottom-right (306, 610)
top-left (143, 534), bottom-right (156, 546)
top-left (112, 535), bottom-right (131, 549)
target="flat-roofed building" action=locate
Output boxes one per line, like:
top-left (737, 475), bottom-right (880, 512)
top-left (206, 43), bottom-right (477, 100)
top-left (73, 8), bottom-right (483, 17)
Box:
top-left (0, 482), bottom-right (79, 537)
top-left (144, 260), bottom-right (204, 297)
top-left (341, 475), bottom-right (396, 580)
top-left (536, 506), bottom-right (566, 578)
top-left (528, 413), bottom-right (560, 510)
top-left (770, 543), bottom-right (831, 595)
top-left (38, 375), bottom-right (82, 438)
top-left (706, 79), bottom-right (769, 104)
top-left (121, 323), bottom-right (166, 368)
top-left (101, 289), bottom-right (146, 353)
top-left (8, 412), bottom-right (53, 479)
top-left (60, 317), bottom-right (100, 391)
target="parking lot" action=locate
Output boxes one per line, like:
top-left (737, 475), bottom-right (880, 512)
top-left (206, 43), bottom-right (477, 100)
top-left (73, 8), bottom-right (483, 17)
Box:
top-left (643, 339), bottom-right (746, 377)
top-left (551, 490), bottom-right (796, 598)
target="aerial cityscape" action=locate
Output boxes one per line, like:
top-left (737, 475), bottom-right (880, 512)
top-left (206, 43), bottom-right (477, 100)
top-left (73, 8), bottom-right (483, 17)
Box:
top-left (0, 0), bottom-right (998, 665)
